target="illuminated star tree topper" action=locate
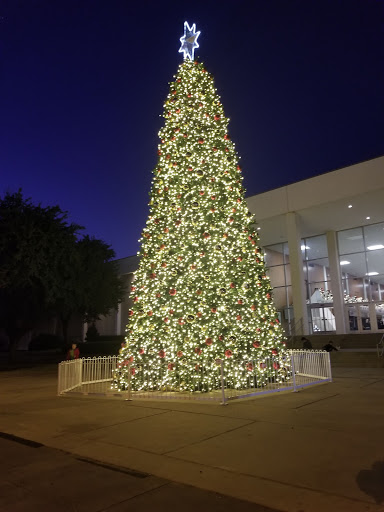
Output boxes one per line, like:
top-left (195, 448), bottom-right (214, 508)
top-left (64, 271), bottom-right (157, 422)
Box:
top-left (179, 21), bottom-right (200, 61)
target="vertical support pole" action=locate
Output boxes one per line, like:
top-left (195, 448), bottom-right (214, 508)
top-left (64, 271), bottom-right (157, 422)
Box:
top-left (326, 351), bottom-right (333, 382)
top-left (326, 230), bottom-right (346, 334)
top-left (220, 360), bottom-right (227, 405)
top-left (286, 212), bottom-right (309, 335)
top-left (125, 362), bottom-right (133, 401)
top-left (78, 358), bottom-right (83, 388)
top-left (291, 352), bottom-right (298, 392)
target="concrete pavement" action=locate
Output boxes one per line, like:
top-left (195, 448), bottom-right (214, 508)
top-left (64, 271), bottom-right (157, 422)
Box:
top-left (0, 365), bottom-right (384, 511)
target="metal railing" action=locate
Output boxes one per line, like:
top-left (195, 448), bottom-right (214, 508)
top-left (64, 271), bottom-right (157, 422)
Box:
top-left (58, 350), bottom-right (332, 404)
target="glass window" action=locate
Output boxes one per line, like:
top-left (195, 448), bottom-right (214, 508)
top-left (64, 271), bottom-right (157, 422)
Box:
top-left (364, 223), bottom-right (384, 251)
top-left (338, 228), bottom-right (364, 255)
top-left (308, 283), bottom-right (333, 303)
top-left (306, 258), bottom-right (330, 283)
top-left (366, 248), bottom-right (384, 276)
top-left (271, 287), bottom-right (287, 310)
top-left (268, 266), bottom-right (286, 288)
top-left (304, 235), bottom-right (328, 260)
top-left (339, 252), bottom-right (367, 278)
top-left (264, 244), bottom-right (285, 266)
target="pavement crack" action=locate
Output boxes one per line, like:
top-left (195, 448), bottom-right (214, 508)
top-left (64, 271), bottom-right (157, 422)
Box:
top-left (163, 420), bottom-right (256, 455)
top-left (95, 482), bottom-right (170, 512)
top-left (293, 393), bottom-right (340, 409)
top-left (83, 409), bottom-right (170, 433)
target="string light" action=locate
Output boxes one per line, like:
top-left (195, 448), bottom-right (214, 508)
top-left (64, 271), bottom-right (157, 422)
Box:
top-left (112, 57), bottom-right (288, 394)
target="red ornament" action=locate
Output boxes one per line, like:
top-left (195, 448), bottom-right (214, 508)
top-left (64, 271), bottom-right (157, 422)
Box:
top-left (196, 289), bottom-right (202, 295)
top-left (169, 289), bottom-right (177, 296)
top-left (164, 227), bottom-right (169, 233)
top-left (139, 348), bottom-right (144, 354)
top-left (228, 217), bottom-right (234, 223)
top-left (246, 363), bottom-right (253, 371)
top-left (158, 350), bottom-right (166, 358)
top-left (130, 367), bottom-right (136, 375)
top-left (199, 190), bottom-right (205, 196)
top-left (210, 207), bottom-right (216, 213)
top-left (205, 338), bottom-right (213, 346)
top-left (224, 134), bottom-right (230, 140)
top-left (238, 299), bottom-right (243, 304)
top-left (156, 293), bottom-right (161, 298)
top-left (237, 165), bottom-right (242, 171)
top-left (266, 293), bottom-right (271, 299)
top-left (197, 312), bottom-right (202, 318)
top-left (272, 349), bottom-right (278, 355)
top-left (164, 317), bottom-right (169, 323)
top-left (203, 232), bottom-right (210, 239)
top-left (160, 244), bottom-right (165, 250)
top-left (169, 309), bottom-right (174, 315)
top-left (230, 283), bottom-right (236, 288)
top-left (177, 351), bottom-right (183, 357)
top-left (273, 362), bottom-right (280, 370)
top-left (253, 341), bottom-right (260, 348)
top-left (218, 335), bottom-right (224, 341)
top-left (237, 257), bottom-right (243, 262)
top-left (195, 347), bottom-right (202, 355)
top-left (212, 147), bottom-right (218, 152)
top-left (225, 349), bottom-right (233, 358)
top-left (198, 138), bottom-right (204, 144)
top-left (211, 195), bottom-right (216, 200)
top-left (128, 310), bottom-right (134, 316)
top-left (237, 198), bottom-right (241, 203)
top-left (232, 208), bottom-right (237, 213)
top-left (236, 315), bottom-right (242, 321)
top-left (211, 308), bottom-right (217, 313)
top-left (168, 363), bottom-right (175, 371)
top-left (161, 262), bottom-right (167, 267)
top-left (251, 305), bottom-right (256, 311)
top-left (260, 362), bottom-right (267, 369)
top-left (147, 311), bottom-right (153, 316)
top-left (131, 286), bottom-right (136, 291)
top-left (133, 297), bottom-right (138, 302)
top-left (214, 114), bottom-right (221, 121)
top-left (178, 318), bottom-right (185, 325)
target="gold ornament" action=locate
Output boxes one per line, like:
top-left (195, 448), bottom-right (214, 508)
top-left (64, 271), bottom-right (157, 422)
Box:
top-left (187, 314), bottom-right (195, 323)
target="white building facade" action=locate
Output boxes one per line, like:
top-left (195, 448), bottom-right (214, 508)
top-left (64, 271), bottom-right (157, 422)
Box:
top-left (248, 156), bottom-right (384, 335)
top-left (96, 156), bottom-right (384, 338)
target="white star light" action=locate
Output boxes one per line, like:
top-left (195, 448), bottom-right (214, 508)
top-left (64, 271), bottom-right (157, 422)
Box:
top-left (179, 21), bottom-right (200, 61)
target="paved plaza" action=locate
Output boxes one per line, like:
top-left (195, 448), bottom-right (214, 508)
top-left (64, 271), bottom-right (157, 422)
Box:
top-left (0, 364), bottom-right (384, 511)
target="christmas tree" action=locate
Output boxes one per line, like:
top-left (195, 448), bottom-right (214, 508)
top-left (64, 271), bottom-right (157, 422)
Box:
top-left (113, 22), bottom-right (288, 393)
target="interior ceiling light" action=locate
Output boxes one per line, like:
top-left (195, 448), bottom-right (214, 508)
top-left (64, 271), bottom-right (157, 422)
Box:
top-left (367, 245), bottom-right (384, 251)
top-left (366, 272), bottom-right (379, 276)
top-left (366, 216), bottom-right (371, 220)
top-left (340, 261), bottom-right (351, 265)
top-left (348, 205), bottom-right (353, 208)
top-left (301, 245), bottom-right (310, 250)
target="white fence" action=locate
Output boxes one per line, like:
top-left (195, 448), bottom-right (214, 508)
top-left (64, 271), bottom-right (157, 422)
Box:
top-left (58, 350), bottom-right (332, 404)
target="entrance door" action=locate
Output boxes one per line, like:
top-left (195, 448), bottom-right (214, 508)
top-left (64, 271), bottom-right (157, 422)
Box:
top-left (346, 303), bottom-right (371, 333)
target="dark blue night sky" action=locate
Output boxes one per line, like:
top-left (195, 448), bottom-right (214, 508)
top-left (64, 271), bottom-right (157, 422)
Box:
top-left (1, 0), bottom-right (383, 259)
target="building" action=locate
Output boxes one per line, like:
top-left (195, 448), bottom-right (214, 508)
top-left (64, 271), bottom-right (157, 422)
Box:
top-left (95, 156), bottom-right (384, 338)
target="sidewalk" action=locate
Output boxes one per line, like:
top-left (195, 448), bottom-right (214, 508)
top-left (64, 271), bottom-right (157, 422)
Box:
top-left (1, 365), bottom-right (384, 512)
